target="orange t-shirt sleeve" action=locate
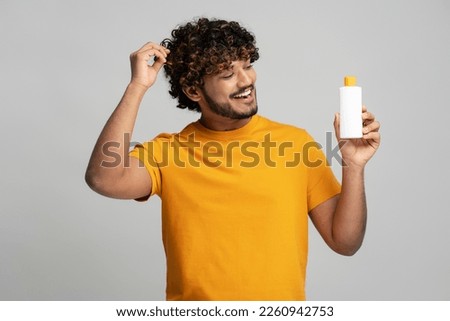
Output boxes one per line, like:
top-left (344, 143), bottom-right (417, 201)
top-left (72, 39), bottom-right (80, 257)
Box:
top-left (304, 132), bottom-right (341, 211)
top-left (129, 140), bottom-right (163, 198)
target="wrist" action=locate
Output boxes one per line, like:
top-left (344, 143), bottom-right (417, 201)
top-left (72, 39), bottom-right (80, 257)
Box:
top-left (342, 162), bottom-right (365, 176)
top-left (127, 81), bottom-right (150, 94)
top-left (341, 155), bottom-right (367, 171)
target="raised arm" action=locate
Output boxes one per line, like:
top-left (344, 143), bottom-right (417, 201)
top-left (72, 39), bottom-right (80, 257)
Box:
top-left (309, 106), bottom-right (381, 256)
top-left (85, 42), bottom-right (169, 199)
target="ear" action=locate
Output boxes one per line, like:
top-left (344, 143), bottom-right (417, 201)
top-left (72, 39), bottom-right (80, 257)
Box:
top-left (182, 86), bottom-right (202, 102)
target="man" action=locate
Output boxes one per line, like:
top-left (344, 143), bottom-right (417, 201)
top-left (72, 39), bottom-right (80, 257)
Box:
top-left (85, 18), bottom-right (380, 300)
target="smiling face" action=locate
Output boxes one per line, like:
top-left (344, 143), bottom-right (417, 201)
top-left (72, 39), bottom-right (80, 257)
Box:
top-left (162, 18), bottom-right (260, 115)
top-left (198, 59), bottom-right (258, 121)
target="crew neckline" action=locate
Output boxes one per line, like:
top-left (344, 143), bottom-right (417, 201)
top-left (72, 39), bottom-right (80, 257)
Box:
top-left (192, 115), bottom-right (261, 140)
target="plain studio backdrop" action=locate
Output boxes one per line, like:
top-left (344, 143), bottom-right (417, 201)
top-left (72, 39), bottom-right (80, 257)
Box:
top-left (1, 0), bottom-right (449, 300)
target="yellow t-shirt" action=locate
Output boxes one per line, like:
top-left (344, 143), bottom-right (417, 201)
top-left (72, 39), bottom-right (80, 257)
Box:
top-left (129, 115), bottom-right (341, 300)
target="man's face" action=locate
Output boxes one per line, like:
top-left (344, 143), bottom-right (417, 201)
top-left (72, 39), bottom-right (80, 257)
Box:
top-left (199, 59), bottom-right (258, 120)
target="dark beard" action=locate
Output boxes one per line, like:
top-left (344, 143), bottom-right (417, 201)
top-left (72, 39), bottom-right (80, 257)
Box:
top-left (202, 87), bottom-right (258, 120)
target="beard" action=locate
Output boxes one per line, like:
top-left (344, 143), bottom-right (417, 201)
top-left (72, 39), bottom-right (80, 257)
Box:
top-left (202, 86), bottom-right (258, 120)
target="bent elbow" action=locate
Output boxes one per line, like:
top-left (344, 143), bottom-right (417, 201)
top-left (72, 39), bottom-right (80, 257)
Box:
top-left (85, 169), bottom-right (109, 194)
top-left (85, 169), bottom-right (99, 191)
top-left (338, 248), bottom-right (359, 257)
top-left (332, 242), bottom-right (363, 257)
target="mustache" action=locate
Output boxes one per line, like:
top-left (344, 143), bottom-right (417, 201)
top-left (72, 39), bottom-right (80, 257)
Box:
top-left (229, 85), bottom-right (255, 98)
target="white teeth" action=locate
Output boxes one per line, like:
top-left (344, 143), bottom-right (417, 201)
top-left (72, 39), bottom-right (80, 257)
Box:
top-left (234, 89), bottom-right (252, 98)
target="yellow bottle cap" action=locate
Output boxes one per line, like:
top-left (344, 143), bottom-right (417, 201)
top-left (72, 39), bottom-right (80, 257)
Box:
top-left (344, 76), bottom-right (357, 86)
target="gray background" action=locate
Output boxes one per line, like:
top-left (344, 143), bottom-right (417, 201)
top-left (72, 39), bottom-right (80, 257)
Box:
top-left (1, 0), bottom-right (449, 300)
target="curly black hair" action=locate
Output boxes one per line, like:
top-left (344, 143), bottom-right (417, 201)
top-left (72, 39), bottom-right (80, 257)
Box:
top-left (161, 18), bottom-right (259, 112)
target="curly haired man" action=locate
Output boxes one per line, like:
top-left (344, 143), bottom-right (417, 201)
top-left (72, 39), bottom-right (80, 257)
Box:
top-left (85, 18), bottom-right (380, 300)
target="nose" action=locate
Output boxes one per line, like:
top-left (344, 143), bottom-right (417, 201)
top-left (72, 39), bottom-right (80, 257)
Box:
top-left (236, 68), bottom-right (253, 88)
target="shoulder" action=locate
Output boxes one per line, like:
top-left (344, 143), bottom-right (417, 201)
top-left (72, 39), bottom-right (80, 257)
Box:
top-left (257, 115), bottom-right (312, 141)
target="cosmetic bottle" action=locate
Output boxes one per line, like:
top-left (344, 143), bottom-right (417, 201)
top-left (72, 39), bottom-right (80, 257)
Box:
top-left (339, 76), bottom-right (362, 139)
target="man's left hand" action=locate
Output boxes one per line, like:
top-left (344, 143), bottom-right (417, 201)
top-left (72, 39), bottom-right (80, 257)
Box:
top-left (334, 105), bottom-right (381, 168)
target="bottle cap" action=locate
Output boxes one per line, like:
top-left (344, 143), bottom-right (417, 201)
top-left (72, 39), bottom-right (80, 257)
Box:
top-left (344, 76), bottom-right (357, 86)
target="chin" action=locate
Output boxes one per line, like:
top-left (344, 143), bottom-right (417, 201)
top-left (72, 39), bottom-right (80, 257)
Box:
top-left (228, 104), bottom-right (258, 120)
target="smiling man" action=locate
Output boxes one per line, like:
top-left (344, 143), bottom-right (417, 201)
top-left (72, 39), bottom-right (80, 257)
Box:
top-left (85, 17), bottom-right (380, 300)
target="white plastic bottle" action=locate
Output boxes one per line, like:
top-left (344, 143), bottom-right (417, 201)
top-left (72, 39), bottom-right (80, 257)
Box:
top-left (339, 76), bottom-right (362, 139)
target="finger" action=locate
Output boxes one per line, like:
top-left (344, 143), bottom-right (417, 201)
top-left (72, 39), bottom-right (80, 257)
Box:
top-left (153, 46), bottom-right (170, 60)
top-left (363, 120), bottom-right (381, 134)
top-left (362, 111), bottom-right (376, 126)
top-left (150, 49), bottom-right (167, 63)
top-left (362, 105), bottom-right (368, 113)
top-left (152, 55), bottom-right (166, 73)
top-left (138, 42), bottom-right (170, 54)
top-left (135, 48), bottom-right (167, 64)
top-left (334, 112), bottom-right (341, 141)
top-left (362, 131), bottom-right (381, 144)
top-left (134, 44), bottom-right (170, 64)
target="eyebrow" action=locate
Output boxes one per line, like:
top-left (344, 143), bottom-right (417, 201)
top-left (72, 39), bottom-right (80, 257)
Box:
top-left (226, 64), bottom-right (235, 70)
top-left (218, 65), bottom-right (234, 74)
top-left (225, 60), bottom-right (250, 71)
top-left (217, 60), bottom-right (251, 76)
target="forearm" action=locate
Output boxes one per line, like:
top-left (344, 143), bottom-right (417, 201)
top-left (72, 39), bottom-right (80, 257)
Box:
top-left (332, 165), bottom-right (367, 255)
top-left (85, 82), bottom-right (147, 187)
top-left (313, 107), bottom-right (379, 256)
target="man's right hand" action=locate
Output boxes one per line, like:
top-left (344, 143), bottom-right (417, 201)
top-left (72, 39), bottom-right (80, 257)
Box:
top-left (129, 42), bottom-right (170, 89)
